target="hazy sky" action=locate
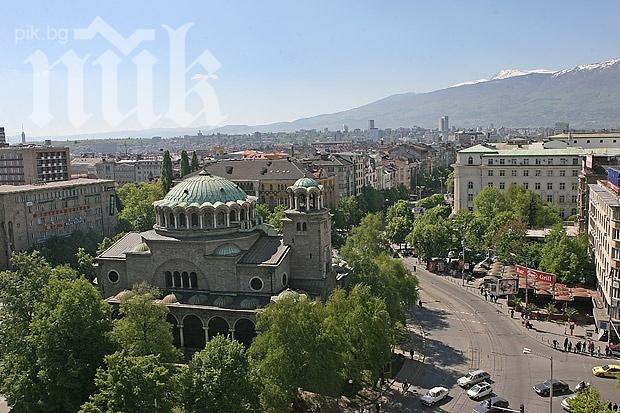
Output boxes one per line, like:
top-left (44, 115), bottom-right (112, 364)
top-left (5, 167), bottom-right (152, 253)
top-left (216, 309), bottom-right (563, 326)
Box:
top-left (1, 0), bottom-right (619, 138)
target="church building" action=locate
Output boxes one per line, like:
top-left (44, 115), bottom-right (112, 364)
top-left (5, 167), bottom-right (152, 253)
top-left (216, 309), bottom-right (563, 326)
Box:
top-left (97, 172), bottom-right (334, 348)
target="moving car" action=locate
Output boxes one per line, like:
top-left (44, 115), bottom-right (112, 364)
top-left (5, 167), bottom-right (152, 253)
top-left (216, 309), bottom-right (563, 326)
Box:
top-left (471, 396), bottom-right (509, 413)
top-left (467, 382), bottom-right (493, 400)
top-left (592, 364), bottom-right (620, 378)
top-left (532, 379), bottom-right (570, 396)
top-left (420, 386), bottom-right (449, 406)
top-left (561, 394), bottom-right (577, 412)
top-left (458, 370), bottom-right (491, 388)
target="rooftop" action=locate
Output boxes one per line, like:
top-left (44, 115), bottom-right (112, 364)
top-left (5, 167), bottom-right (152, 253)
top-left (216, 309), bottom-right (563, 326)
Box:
top-left (157, 172), bottom-right (249, 206)
top-left (203, 158), bottom-right (309, 181)
top-left (0, 178), bottom-right (114, 194)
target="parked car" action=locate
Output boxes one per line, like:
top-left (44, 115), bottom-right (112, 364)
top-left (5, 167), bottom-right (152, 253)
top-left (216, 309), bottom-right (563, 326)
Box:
top-left (592, 364), bottom-right (620, 378)
top-left (561, 394), bottom-right (577, 412)
top-left (458, 370), bottom-right (491, 388)
top-left (467, 382), bottom-right (493, 400)
top-left (532, 379), bottom-right (570, 396)
top-left (471, 396), bottom-right (509, 413)
top-left (420, 386), bottom-right (449, 406)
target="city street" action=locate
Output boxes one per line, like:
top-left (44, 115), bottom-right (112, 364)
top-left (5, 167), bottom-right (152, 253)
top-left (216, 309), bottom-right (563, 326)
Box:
top-left (389, 258), bottom-right (620, 413)
top-left (0, 396), bottom-right (7, 413)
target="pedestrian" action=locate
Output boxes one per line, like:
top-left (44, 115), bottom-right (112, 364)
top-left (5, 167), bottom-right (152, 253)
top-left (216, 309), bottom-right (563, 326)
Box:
top-left (410, 349), bottom-right (414, 360)
top-left (553, 339), bottom-right (558, 349)
top-left (510, 309), bottom-right (515, 318)
top-left (613, 402), bottom-right (618, 411)
top-left (590, 341), bottom-right (595, 356)
top-left (576, 341), bottom-right (581, 353)
top-left (413, 265), bottom-right (417, 272)
top-left (480, 286), bottom-right (484, 295)
top-left (418, 299), bottom-right (423, 309)
top-left (484, 292), bottom-right (488, 301)
top-left (597, 346), bottom-right (601, 357)
top-left (568, 341), bottom-right (572, 352)
top-left (608, 402), bottom-right (613, 411)
top-left (606, 344), bottom-right (610, 356)
top-left (564, 337), bottom-right (568, 352)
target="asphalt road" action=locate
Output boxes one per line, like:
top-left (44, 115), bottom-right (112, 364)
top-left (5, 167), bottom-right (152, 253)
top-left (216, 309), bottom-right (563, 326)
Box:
top-left (0, 396), bottom-right (7, 413)
top-left (398, 259), bottom-right (619, 413)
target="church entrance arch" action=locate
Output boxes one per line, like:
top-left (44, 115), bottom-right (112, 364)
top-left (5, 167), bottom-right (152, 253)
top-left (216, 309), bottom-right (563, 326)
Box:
top-left (207, 316), bottom-right (230, 340)
top-left (234, 318), bottom-right (256, 348)
top-left (183, 314), bottom-right (206, 349)
top-left (167, 313), bottom-right (181, 347)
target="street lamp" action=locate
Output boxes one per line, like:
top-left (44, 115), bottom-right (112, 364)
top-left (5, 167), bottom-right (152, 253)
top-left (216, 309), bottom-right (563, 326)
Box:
top-left (523, 348), bottom-right (553, 413)
top-left (461, 238), bottom-right (466, 286)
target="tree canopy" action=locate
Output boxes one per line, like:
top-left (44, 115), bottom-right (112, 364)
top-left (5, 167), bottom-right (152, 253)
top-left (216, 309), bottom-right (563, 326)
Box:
top-left (117, 181), bottom-right (165, 232)
top-left (180, 150), bottom-right (191, 177)
top-left (160, 150), bottom-right (173, 193)
top-left (190, 151), bottom-right (200, 171)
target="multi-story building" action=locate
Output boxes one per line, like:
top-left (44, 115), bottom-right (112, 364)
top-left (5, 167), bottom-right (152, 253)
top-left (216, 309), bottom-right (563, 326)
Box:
top-left (0, 127), bottom-right (7, 147)
top-left (310, 155), bottom-right (355, 200)
top-left (587, 169), bottom-right (620, 323)
top-left (549, 132), bottom-right (620, 149)
top-left (95, 158), bottom-right (162, 185)
top-left (454, 142), bottom-right (583, 217)
top-left (203, 158), bottom-right (337, 208)
top-left (0, 145), bottom-right (70, 185)
top-left (577, 151), bottom-right (620, 232)
top-left (0, 178), bottom-right (118, 269)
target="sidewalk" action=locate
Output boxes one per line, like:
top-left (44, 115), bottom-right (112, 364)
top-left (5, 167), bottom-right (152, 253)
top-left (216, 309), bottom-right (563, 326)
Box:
top-left (439, 271), bottom-right (619, 361)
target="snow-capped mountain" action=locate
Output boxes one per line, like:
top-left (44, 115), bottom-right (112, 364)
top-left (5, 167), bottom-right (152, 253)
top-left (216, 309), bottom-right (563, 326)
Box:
top-left (210, 57), bottom-right (620, 134)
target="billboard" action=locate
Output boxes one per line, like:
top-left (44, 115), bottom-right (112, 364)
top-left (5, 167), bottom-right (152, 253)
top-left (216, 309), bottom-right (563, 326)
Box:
top-left (498, 278), bottom-right (519, 296)
top-left (515, 265), bottom-right (556, 284)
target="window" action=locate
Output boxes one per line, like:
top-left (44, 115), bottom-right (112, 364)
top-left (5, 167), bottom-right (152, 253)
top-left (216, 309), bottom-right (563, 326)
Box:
top-left (571, 196), bottom-right (577, 203)
top-left (165, 271), bottom-right (172, 287)
top-left (467, 194), bottom-right (474, 201)
top-left (511, 159), bottom-right (517, 165)
top-left (548, 159), bottom-right (553, 165)
top-left (535, 170), bottom-right (541, 176)
top-left (535, 183), bottom-right (541, 190)
top-left (468, 181), bottom-right (473, 189)
top-left (499, 159), bottom-right (505, 165)
top-left (535, 158), bottom-right (542, 165)
top-left (282, 273), bottom-right (288, 286)
top-left (613, 228), bottom-right (620, 240)
top-left (523, 183), bottom-right (529, 189)
top-left (547, 195), bottom-right (553, 203)
top-left (523, 170), bottom-right (529, 177)
top-left (523, 159), bottom-right (530, 165)
top-left (560, 183), bottom-right (566, 190)
top-left (499, 182), bottom-right (505, 190)
top-left (511, 170), bottom-right (517, 176)
top-left (572, 170), bottom-right (578, 177)
top-left (561, 158), bottom-right (567, 165)
top-left (547, 183), bottom-right (553, 190)
top-left (499, 170), bottom-right (505, 176)
top-left (107, 270), bottom-right (119, 283)
top-left (190, 272), bottom-right (197, 289)
top-left (559, 195), bottom-right (565, 203)
top-left (488, 182), bottom-right (494, 187)
top-left (467, 157), bottom-right (473, 165)
top-left (547, 170), bottom-right (553, 176)
top-left (488, 170), bottom-right (494, 176)
top-left (250, 277), bottom-right (264, 291)
top-left (572, 183), bottom-right (578, 191)
top-left (559, 170), bottom-right (565, 177)
top-left (487, 159), bottom-right (493, 165)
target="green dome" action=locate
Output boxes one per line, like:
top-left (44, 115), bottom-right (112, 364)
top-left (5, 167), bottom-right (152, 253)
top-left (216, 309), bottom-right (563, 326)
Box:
top-left (213, 243), bottom-right (241, 256)
top-left (293, 177), bottom-right (319, 188)
top-left (163, 172), bottom-right (248, 205)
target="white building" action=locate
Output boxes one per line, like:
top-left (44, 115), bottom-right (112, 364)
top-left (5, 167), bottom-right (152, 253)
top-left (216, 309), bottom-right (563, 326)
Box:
top-left (454, 142), bottom-right (583, 217)
top-left (96, 158), bottom-right (162, 185)
top-left (549, 132), bottom-right (620, 149)
top-left (588, 171), bottom-right (620, 322)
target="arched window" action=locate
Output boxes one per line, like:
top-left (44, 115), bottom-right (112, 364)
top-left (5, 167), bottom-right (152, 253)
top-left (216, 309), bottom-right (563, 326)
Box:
top-left (296, 222), bottom-right (301, 231)
top-left (229, 210), bottom-right (237, 223)
top-left (467, 181), bottom-right (473, 189)
top-left (182, 272), bottom-right (189, 288)
top-left (173, 271), bottom-right (181, 288)
top-left (169, 213), bottom-right (175, 228)
top-left (160, 212), bottom-right (166, 227)
top-left (179, 213), bottom-right (187, 228)
top-left (217, 211), bottom-right (226, 227)
top-left (302, 222), bottom-right (307, 231)
top-left (191, 213), bottom-right (199, 227)
top-left (204, 212), bottom-right (213, 228)
top-left (467, 156), bottom-right (474, 165)
top-left (165, 271), bottom-right (172, 287)
top-left (190, 272), bottom-right (197, 289)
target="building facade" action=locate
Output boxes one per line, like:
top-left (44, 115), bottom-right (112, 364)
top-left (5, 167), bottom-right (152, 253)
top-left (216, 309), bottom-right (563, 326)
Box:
top-left (96, 173), bottom-right (334, 349)
top-left (549, 132), bottom-right (620, 149)
top-left (587, 171), bottom-right (620, 322)
top-left (0, 145), bottom-right (70, 185)
top-left (0, 178), bottom-right (118, 269)
top-left (95, 158), bottom-right (162, 185)
top-left (454, 143), bottom-right (583, 217)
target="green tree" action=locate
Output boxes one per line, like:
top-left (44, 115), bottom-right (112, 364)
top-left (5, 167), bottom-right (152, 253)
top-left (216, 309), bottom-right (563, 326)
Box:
top-left (161, 150), bottom-right (173, 192)
top-left (249, 293), bottom-right (341, 412)
top-left (324, 286), bottom-right (393, 387)
top-left (80, 352), bottom-right (177, 413)
top-left (474, 187), bottom-right (506, 220)
top-left (407, 209), bottom-right (452, 262)
top-left (181, 336), bottom-right (259, 413)
top-left (359, 186), bottom-right (384, 213)
top-left (30, 276), bottom-right (113, 412)
top-left (117, 181), bottom-right (165, 232)
top-left (386, 199), bottom-right (415, 222)
top-left (340, 213), bottom-right (385, 264)
top-left (180, 150), bottom-right (191, 177)
top-left (36, 230), bottom-right (101, 267)
top-left (385, 214), bottom-right (412, 247)
top-left (333, 196), bottom-right (364, 230)
top-left (111, 283), bottom-right (179, 362)
top-left (567, 387), bottom-right (613, 412)
top-left (492, 220), bottom-right (528, 265)
top-left (539, 225), bottom-right (595, 284)
top-left (190, 151), bottom-right (200, 171)
top-left (267, 204), bottom-right (287, 232)
top-left (417, 193), bottom-right (445, 210)
top-left (76, 247), bottom-right (96, 281)
top-left (256, 203), bottom-right (270, 221)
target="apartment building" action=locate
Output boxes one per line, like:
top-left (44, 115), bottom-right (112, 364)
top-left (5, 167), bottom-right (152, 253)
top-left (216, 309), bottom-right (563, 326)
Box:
top-left (454, 142), bottom-right (583, 217)
top-left (549, 132), bottom-right (620, 149)
top-left (0, 178), bottom-right (118, 269)
top-left (587, 169), bottom-right (620, 322)
top-left (95, 158), bottom-right (162, 185)
top-left (0, 145), bottom-right (70, 185)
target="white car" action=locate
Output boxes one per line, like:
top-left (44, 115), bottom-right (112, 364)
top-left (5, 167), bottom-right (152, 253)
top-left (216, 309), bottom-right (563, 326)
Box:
top-left (457, 369), bottom-right (491, 388)
top-left (467, 382), bottom-right (492, 400)
top-left (420, 386), bottom-right (449, 406)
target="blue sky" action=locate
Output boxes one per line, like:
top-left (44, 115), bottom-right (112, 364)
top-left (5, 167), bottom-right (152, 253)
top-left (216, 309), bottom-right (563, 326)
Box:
top-left (1, 0), bottom-right (619, 138)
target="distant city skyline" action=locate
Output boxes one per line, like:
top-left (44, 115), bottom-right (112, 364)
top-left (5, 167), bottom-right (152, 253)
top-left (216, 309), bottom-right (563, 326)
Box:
top-left (1, 0), bottom-right (620, 138)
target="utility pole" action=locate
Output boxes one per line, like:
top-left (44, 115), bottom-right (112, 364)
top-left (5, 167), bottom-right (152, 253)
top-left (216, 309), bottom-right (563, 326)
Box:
top-left (461, 238), bottom-right (465, 286)
top-left (549, 356), bottom-right (553, 413)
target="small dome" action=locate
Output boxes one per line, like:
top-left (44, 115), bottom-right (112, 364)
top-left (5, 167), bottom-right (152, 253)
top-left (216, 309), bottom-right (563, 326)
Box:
top-left (188, 295), bottom-right (209, 305)
top-left (213, 296), bottom-right (233, 307)
top-left (162, 293), bottom-right (178, 304)
top-left (131, 242), bottom-right (150, 253)
top-left (115, 290), bottom-right (132, 301)
top-left (213, 243), bottom-right (241, 256)
top-left (240, 297), bottom-right (260, 309)
top-left (160, 172), bottom-right (248, 205)
top-left (293, 177), bottom-right (320, 188)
